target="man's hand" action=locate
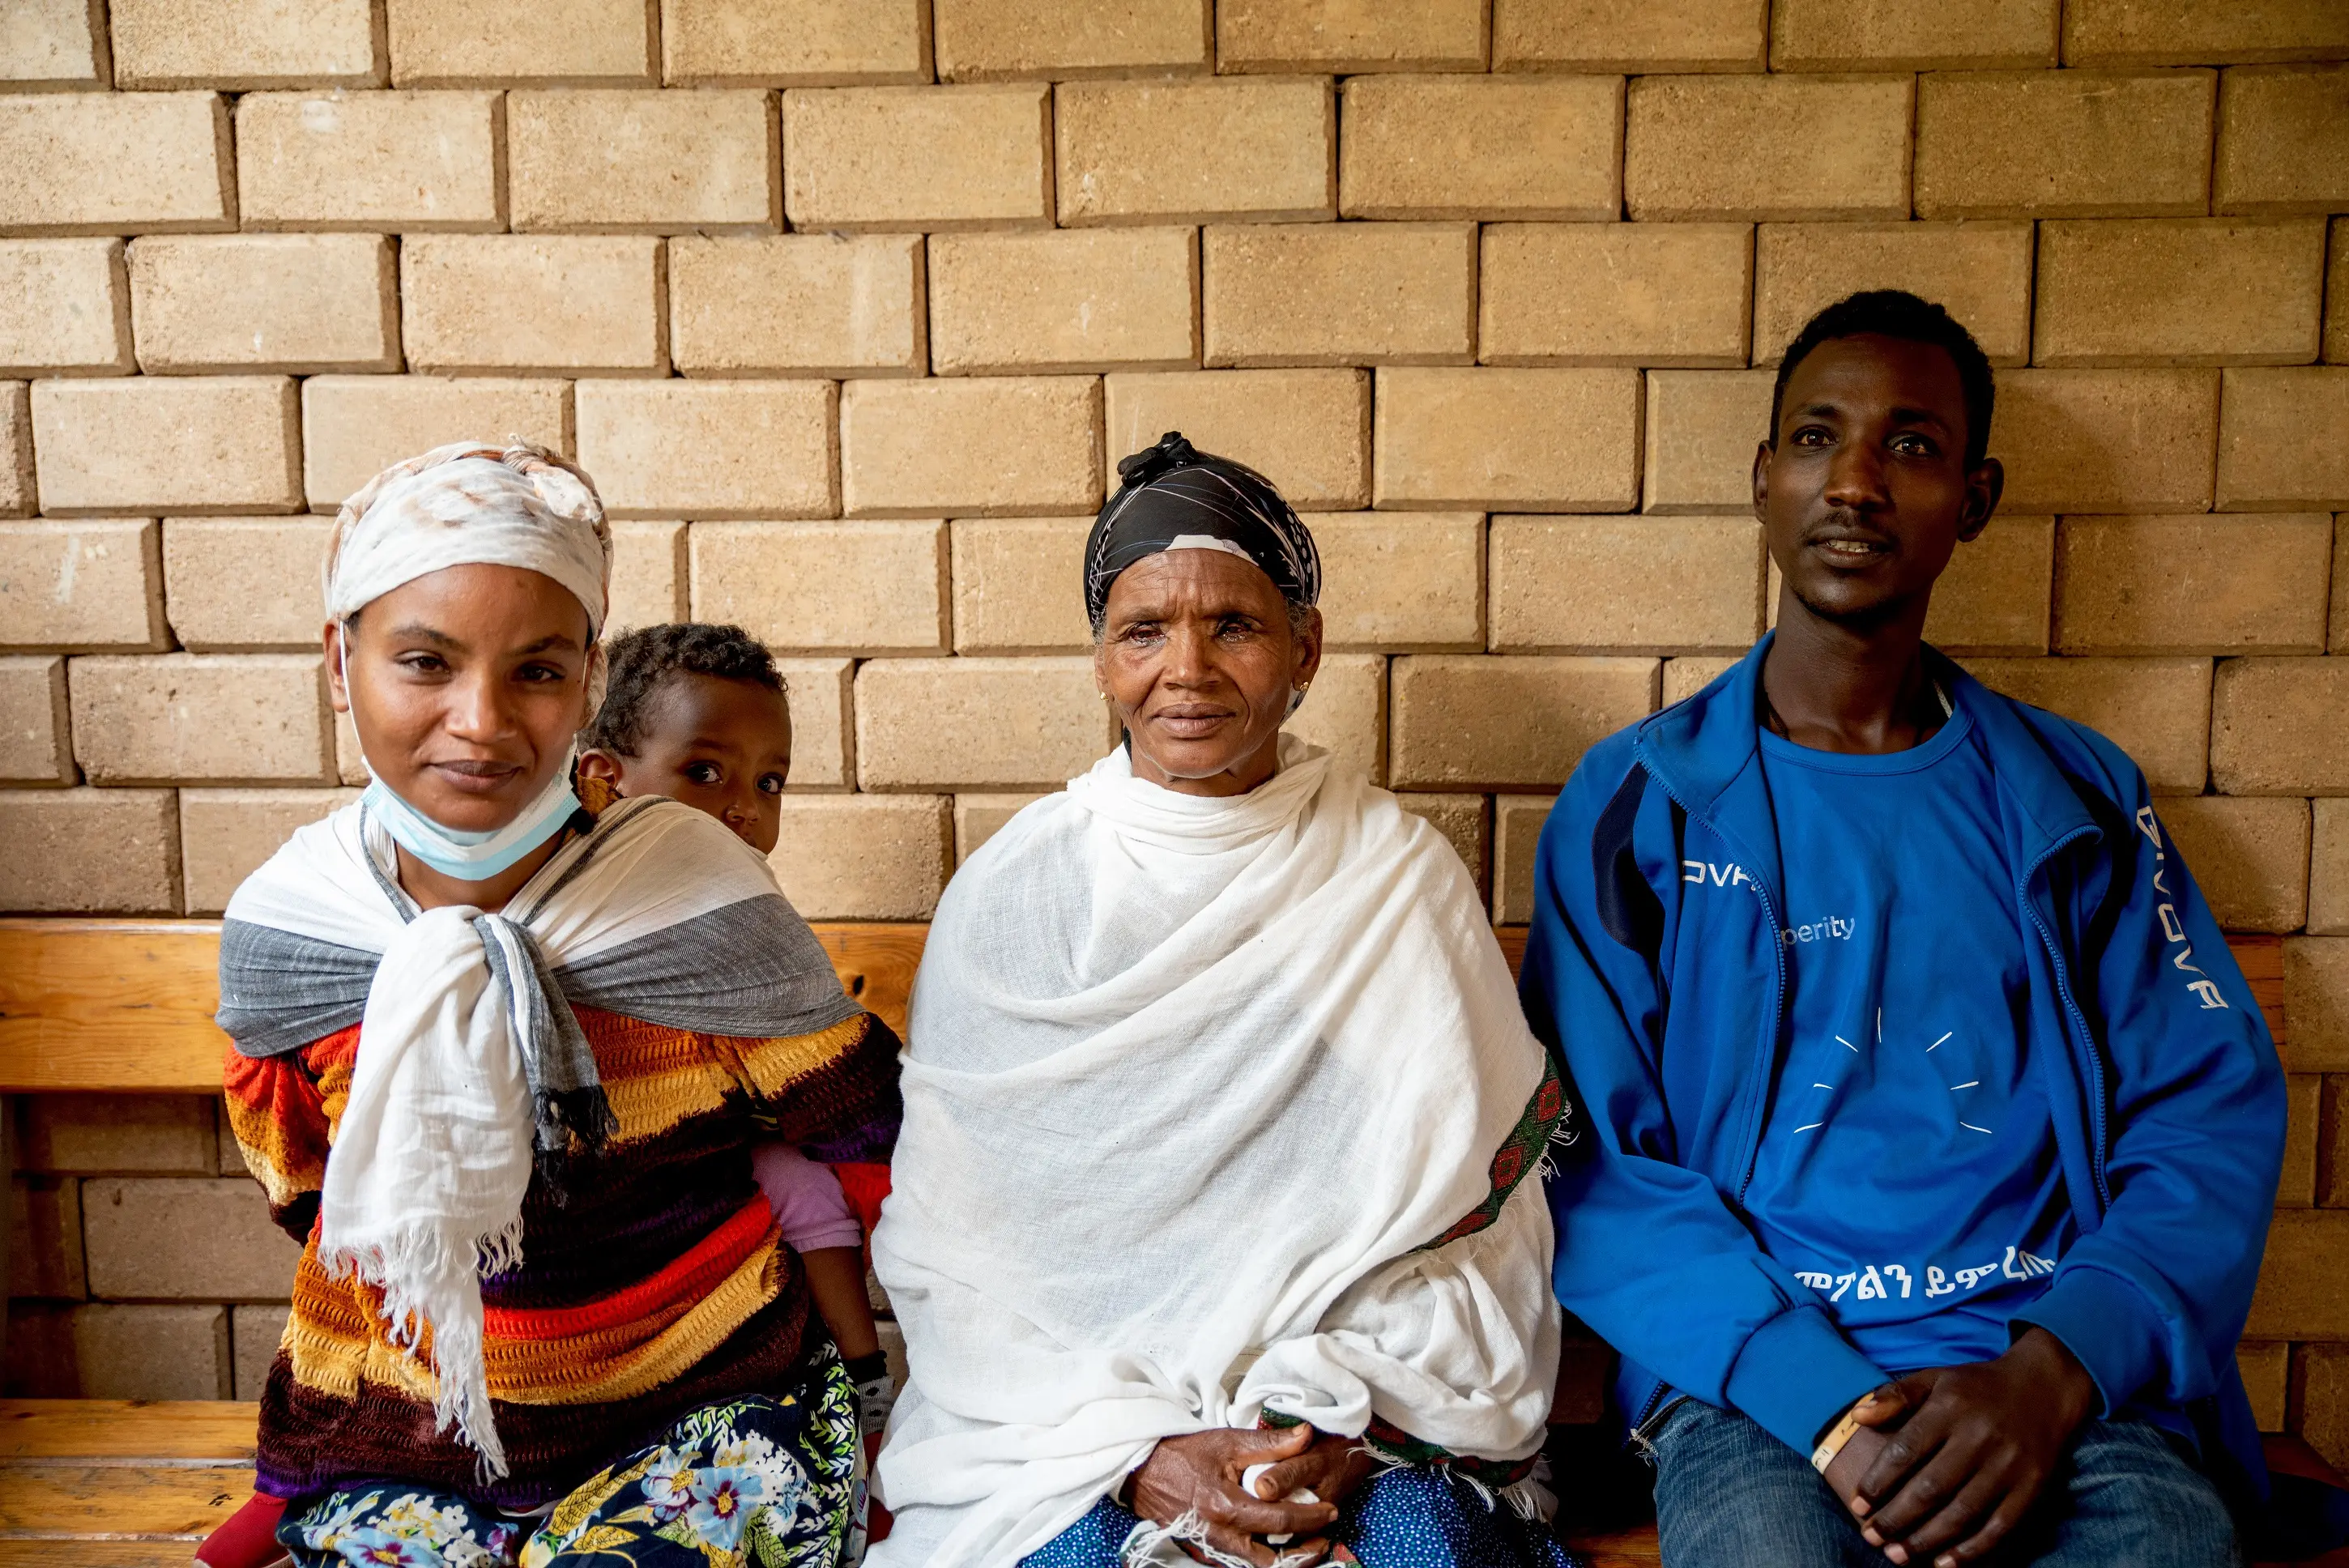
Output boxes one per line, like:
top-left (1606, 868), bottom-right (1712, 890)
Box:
top-left (1840, 1328), bottom-right (2098, 1566)
top-left (1129, 1425), bottom-right (1343, 1566)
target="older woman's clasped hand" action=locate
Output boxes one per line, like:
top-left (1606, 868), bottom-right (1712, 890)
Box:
top-left (1129, 1425), bottom-right (1382, 1566)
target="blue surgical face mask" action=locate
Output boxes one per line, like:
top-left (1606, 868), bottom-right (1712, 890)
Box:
top-left (342, 620), bottom-right (584, 883)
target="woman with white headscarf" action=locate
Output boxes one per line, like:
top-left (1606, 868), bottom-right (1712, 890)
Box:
top-left (868, 435), bottom-right (1576, 1568)
top-left (217, 443), bottom-right (901, 1568)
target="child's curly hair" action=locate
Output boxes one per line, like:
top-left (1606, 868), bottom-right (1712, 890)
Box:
top-left (582, 623), bottom-right (785, 757)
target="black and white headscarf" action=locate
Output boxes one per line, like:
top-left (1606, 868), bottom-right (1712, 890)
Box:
top-left (1084, 432), bottom-right (1321, 633)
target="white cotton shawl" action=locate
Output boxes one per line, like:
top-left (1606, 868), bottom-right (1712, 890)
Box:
top-left (868, 737), bottom-right (1562, 1568)
top-left (221, 796), bottom-right (802, 1476)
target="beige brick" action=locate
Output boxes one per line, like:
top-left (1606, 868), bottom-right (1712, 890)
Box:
top-left (785, 84), bottom-right (1051, 231)
top-left (0, 92), bottom-right (232, 236)
top-left (1285, 650), bottom-right (1387, 784)
top-left (1963, 656), bottom-right (2213, 791)
top-left (1217, 0), bottom-right (1486, 72)
top-left (0, 381), bottom-right (32, 518)
top-left (1204, 223), bottom-right (1473, 369)
top-left (950, 517), bottom-right (1091, 654)
top-left (2217, 369), bottom-right (2349, 511)
top-left (1773, 0), bottom-right (2057, 69)
top-left (2238, 1340), bottom-right (2290, 1431)
top-left (768, 793), bottom-right (948, 920)
top-left (1990, 369), bottom-right (2219, 514)
top-left (236, 90), bottom-right (502, 232)
top-left (671, 234), bottom-right (924, 377)
top-left (2054, 514), bottom-right (2333, 654)
top-left (663, 0), bottom-right (931, 87)
top-left (1643, 370), bottom-right (1771, 514)
top-left (70, 653), bottom-right (329, 786)
top-left (20, 1097), bottom-right (218, 1174)
top-left (0, 0), bottom-right (109, 89)
top-left (1625, 75), bottom-right (1912, 222)
top-left (935, 1), bottom-right (1207, 80)
top-left (11, 1178), bottom-right (84, 1298)
top-left (128, 234), bottom-right (399, 375)
top-left (2211, 658), bottom-right (2349, 795)
top-left (953, 790), bottom-right (1047, 862)
top-left (2068, 0), bottom-right (2349, 65)
top-left (1483, 224), bottom-right (1750, 369)
top-left (334, 705), bottom-right (364, 785)
top-left (842, 376), bottom-right (1102, 518)
top-left (857, 656), bottom-right (1113, 790)
top-left (932, 228), bottom-right (1197, 376)
top-left (2279, 1073), bottom-right (2315, 1197)
top-left (2159, 795), bottom-right (2311, 934)
top-left (509, 88), bottom-right (778, 235)
top-left (774, 658), bottom-right (852, 790)
top-left (0, 240), bottom-right (130, 375)
top-left (577, 380), bottom-right (834, 520)
top-left (301, 376), bottom-right (572, 513)
top-left (1397, 791), bottom-right (1488, 895)
top-left (2314, 799), bottom-right (2349, 936)
top-left (2330, 220), bottom-right (2349, 366)
top-left (1055, 78), bottom-right (1334, 226)
top-left (1313, 513), bottom-right (1483, 652)
top-left (1391, 654), bottom-right (1655, 790)
top-left (1490, 791), bottom-right (1560, 923)
top-left (1493, 516), bottom-right (1763, 655)
top-left (1753, 222), bottom-right (2036, 369)
top-left (2337, 514), bottom-right (2348, 652)
top-left (1915, 70), bottom-right (2215, 219)
top-left (1373, 368), bottom-right (1641, 513)
top-left (1662, 654), bottom-right (1741, 705)
top-left (1924, 517), bottom-right (2054, 655)
top-left (0, 655), bottom-right (70, 783)
top-left (83, 1177), bottom-right (298, 1300)
top-left (32, 377), bottom-right (301, 517)
top-left (1104, 369), bottom-right (1368, 510)
top-left (2036, 219), bottom-right (2327, 368)
top-left (2283, 940), bottom-right (2349, 1072)
top-left (1492, 0), bottom-right (1765, 72)
top-left (2305, 1342), bottom-right (2349, 1474)
top-left (111, 0), bottom-right (382, 89)
top-left (0, 788), bottom-right (177, 913)
top-left (0, 520), bottom-right (165, 652)
top-left (2216, 66), bottom-right (2349, 215)
top-left (180, 787), bottom-right (358, 914)
top-left (605, 519), bottom-right (684, 637)
top-left (691, 520), bottom-right (946, 655)
top-left (1338, 75), bottom-right (1620, 222)
top-left (232, 1304), bottom-right (290, 1400)
top-left (68, 1305), bottom-right (231, 1399)
top-left (387, 0), bottom-right (654, 86)
top-left (403, 236), bottom-right (665, 376)
top-left (162, 518), bottom-right (331, 652)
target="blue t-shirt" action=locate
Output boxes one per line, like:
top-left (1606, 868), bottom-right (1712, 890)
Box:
top-left (1746, 709), bottom-right (2077, 1374)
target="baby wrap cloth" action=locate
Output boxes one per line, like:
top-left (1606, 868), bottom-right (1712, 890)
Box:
top-left (870, 736), bottom-right (1565, 1567)
top-left (217, 796), bottom-right (863, 1478)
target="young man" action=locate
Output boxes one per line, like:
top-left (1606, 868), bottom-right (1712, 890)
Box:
top-left (1521, 291), bottom-right (2287, 1567)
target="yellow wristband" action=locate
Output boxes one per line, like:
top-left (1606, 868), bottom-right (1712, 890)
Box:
top-left (1810, 1395), bottom-right (1875, 1474)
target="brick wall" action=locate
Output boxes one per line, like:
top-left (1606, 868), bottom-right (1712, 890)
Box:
top-left (0, 0), bottom-right (2345, 1455)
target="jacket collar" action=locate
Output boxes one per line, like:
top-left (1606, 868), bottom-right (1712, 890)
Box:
top-left (1633, 634), bottom-right (2104, 889)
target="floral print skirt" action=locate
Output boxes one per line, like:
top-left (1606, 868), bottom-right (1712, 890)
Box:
top-left (277, 1353), bottom-right (866, 1568)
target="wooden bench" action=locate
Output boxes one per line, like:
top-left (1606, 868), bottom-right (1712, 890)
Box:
top-left (0, 920), bottom-right (2313, 1564)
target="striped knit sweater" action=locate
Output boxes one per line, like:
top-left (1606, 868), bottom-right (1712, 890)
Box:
top-left (225, 995), bottom-right (901, 1507)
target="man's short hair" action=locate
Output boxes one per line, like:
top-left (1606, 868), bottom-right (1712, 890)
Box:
top-left (1770, 290), bottom-right (1997, 469)
top-left (584, 621), bottom-right (784, 757)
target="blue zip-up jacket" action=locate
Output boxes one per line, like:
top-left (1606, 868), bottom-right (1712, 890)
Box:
top-left (1521, 637), bottom-right (2287, 1498)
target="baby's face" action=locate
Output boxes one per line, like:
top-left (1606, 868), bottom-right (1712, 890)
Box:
top-left (608, 673), bottom-right (793, 854)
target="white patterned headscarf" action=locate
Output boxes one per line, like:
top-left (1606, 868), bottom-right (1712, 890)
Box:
top-left (326, 441), bottom-right (613, 703)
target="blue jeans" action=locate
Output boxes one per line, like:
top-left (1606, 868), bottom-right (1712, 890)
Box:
top-left (1648, 1400), bottom-right (2242, 1568)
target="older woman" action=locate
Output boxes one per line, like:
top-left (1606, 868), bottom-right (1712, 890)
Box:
top-left (868, 434), bottom-right (1574, 1568)
top-left (217, 444), bottom-right (900, 1568)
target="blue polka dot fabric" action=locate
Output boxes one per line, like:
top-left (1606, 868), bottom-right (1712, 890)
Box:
top-left (1020, 1465), bottom-right (1584, 1568)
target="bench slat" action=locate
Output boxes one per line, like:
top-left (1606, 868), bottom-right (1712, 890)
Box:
top-left (0, 1461), bottom-right (246, 1536)
top-left (0, 1543), bottom-right (214, 1566)
top-left (0, 1400), bottom-right (256, 1462)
